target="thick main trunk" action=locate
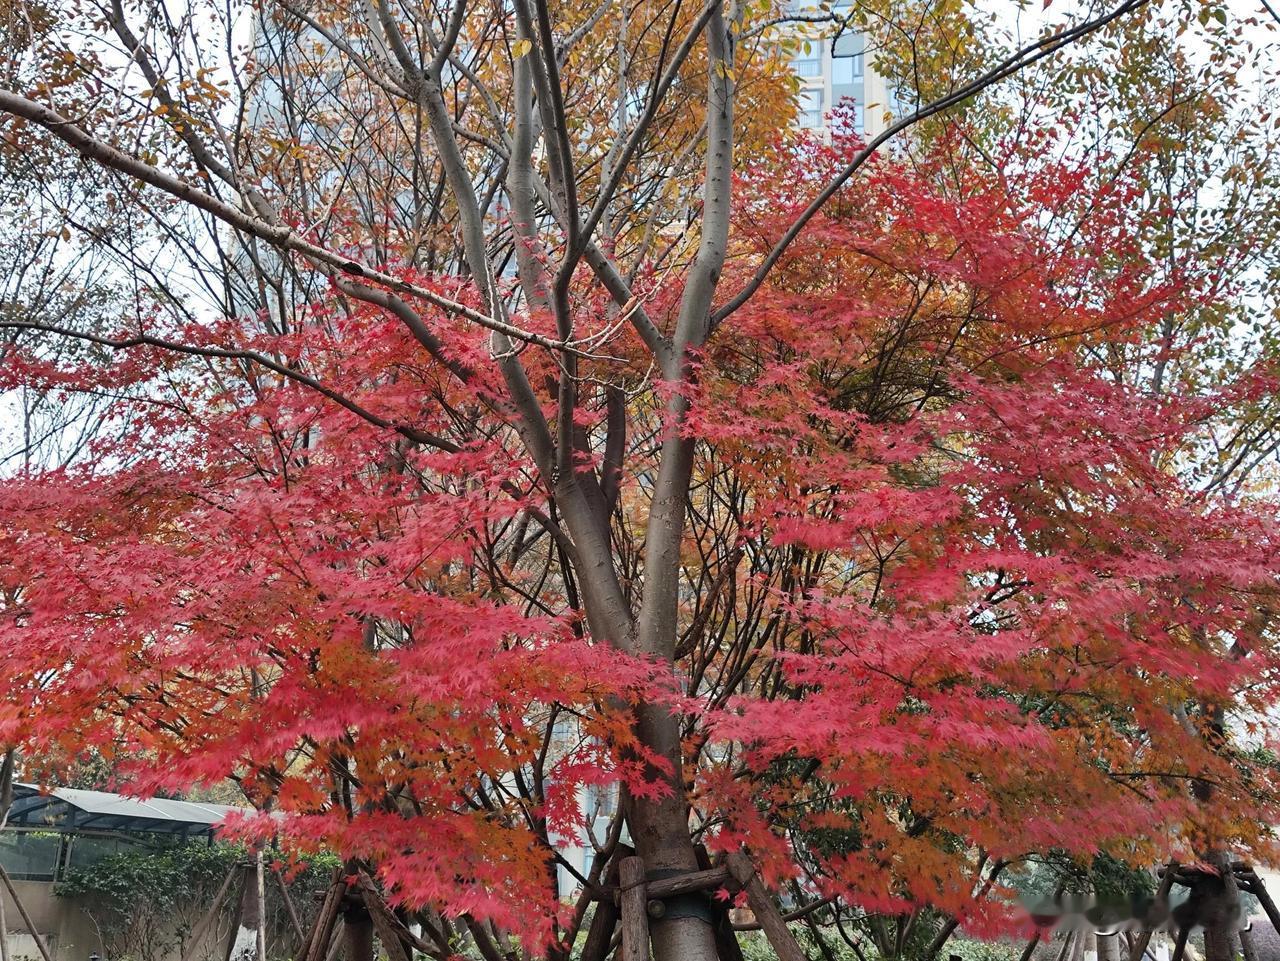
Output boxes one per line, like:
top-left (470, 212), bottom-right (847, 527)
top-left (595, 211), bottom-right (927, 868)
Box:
top-left (619, 10), bottom-right (734, 954)
top-left (1200, 851), bottom-right (1242, 961)
top-left (343, 906), bottom-right (375, 961)
top-left (628, 710), bottom-right (719, 961)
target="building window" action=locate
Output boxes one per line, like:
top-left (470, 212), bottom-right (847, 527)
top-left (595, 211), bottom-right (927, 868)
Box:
top-left (550, 713), bottom-right (577, 746)
top-left (791, 44), bottom-right (822, 78)
top-left (831, 51), bottom-right (863, 84)
top-left (584, 782), bottom-right (616, 820)
top-left (831, 31), bottom-right (864, 85)
top-left (798, 87), bottom-right (824, 128)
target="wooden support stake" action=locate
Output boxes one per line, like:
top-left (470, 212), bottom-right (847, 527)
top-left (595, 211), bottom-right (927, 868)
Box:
top-left (619, 857), bottom-right (651, 961)
top-left (580, 857), bottom-right (623, 961)
top-left (355, 873), bottom-right (440, 957)
top-left (462, 915), bottom-right (506, 961)
top-left (419, 910), bottom-right (455, 959)
top-left (357, 875), bottom-right (410, 961)
top-left (645, 867), bottom-right (730, 900)
top-left (179, 859), bottom-right (241, 961)
top-left (294, 870), bottom-right (332, 961)
top-left (1128, 865), bottom-right (1178, 961)
top-left (305, 876), bottom-right (345, 961)
top-left (696, 845), bottom-right (745, 961)
top-left (1246, 870), bottom-right (1280, 934)
top-left (1054, 930), bottom-right (1076, 961)
top-left (0, 889), bottom-right (11, 961)
top-left (1241, 924), bottom-right (1260, 961)
top-left (1170, 927), bottom-right (1190, 961)
top-left (725, 852), bottom-right (808, 961)
top-left (368, 901), bottom-right (411, 961)
top-left (602, 866), bottom-right (731, 903)
top-left (322, 926), bottom-right (343, 961)
top-left (273, 867), bottom-right (307, 945)
top-left (0, 862), bottom-right (52, 961)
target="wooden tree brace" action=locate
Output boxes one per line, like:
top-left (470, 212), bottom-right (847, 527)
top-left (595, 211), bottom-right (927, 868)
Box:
top-left (1170, 926), bottom-right (1191, 961)
top-left (1128, 863), bottom-right (1177, 961)
top-left (304, 873), bottom-right (345, 961)
top-left (646, 866), bottom-right (731, 900)
top-left (724, 852), bottom-right (809, 961)
top-left (274, 866), bottom-right (307, 944)
top-left (462, 915), bottom-right (508, 961)
top-left (1241, 869), bottom-right (1280, 935)
top-left (358, 882), bottom-right (410, 961)
top-left (619, 857), bottom-right (651, 961)
top-left (605, 865), bottom-right (732, 904)
top-left (355, 873), bottom-right (440, 960)
top-left (176, 859), bottom-right (241, 961)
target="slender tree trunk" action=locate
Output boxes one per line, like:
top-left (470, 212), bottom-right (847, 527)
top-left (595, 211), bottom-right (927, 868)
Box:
top-left (226, 863), bottom-right (261, 961)
top-left (255, 849), bottom-right (267, 961)
top-left (625, 3), bottom-right (736, 957)
top-left (1240, 924), bottom-right (1259, 961)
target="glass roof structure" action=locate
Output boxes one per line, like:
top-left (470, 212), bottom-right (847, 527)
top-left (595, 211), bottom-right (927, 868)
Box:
top-left (5, 783), bottom-right (245, 837)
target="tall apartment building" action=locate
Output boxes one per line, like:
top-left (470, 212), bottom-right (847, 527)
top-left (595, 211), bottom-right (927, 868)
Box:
top-left (787, 8), bottom-right (897, 137)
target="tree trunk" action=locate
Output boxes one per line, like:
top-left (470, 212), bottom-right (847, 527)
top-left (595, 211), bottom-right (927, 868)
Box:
top-left (226, 863), bottom-right (261, 961)
top-left (344, 903), bottom-right (375, 961)
top-left (1201, 852), bottom-right (1242, 961)
top-left (627, 703), bottom-right (718, 961)
top-left (1084, 930), bottom-right (1099, 961)
top-left (1240, 925), bottom-right (1259, 961)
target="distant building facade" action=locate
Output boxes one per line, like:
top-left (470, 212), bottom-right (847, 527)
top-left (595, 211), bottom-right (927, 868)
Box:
top-left (786, 4), bottom-right (899, 137)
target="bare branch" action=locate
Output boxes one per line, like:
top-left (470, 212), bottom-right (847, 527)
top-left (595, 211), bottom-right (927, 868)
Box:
top-left (0, 90), bottom-right (582, 355)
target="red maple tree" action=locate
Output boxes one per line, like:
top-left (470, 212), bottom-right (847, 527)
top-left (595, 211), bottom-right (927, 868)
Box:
top-left (0, 125), bottom-right (1277, 960)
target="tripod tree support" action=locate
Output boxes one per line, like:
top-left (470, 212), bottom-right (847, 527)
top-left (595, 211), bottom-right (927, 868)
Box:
top-left (274, 866), bottom-right (307, 945)
top-left (1128, 864), bottom-right (1178, 961)
top-left (1235, 866), bottom-right (1280, 934)
top-left (619, 857), bottom-right (651, 961)
top-left (725, 852), bottom-right (808, 961)
top-left (174, 859), bottom-right (241, 961)
top-left (300, 869), bottom-right (344, 961)
top-left (695, 845), bottom-right (745, 961)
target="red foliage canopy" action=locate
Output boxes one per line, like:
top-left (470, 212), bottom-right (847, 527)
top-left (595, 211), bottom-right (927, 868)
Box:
top-left (1, 133), bottom-right (1277, 945)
